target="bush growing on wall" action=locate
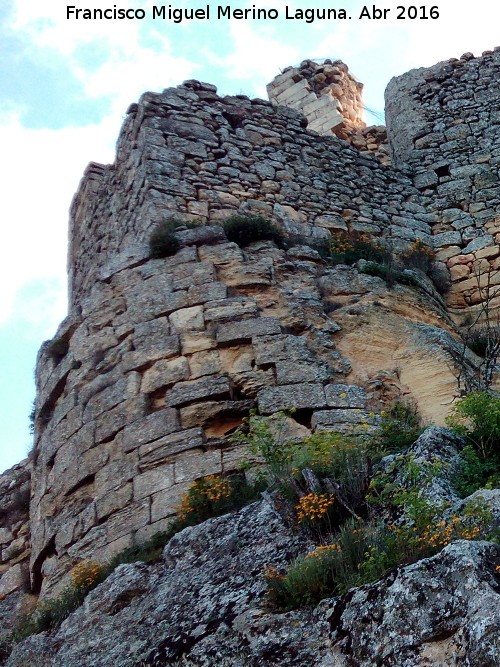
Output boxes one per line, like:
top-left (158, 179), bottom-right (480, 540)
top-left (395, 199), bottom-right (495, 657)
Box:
top-left (222, 215), bottom-right (284, 248)
top-left (149, 218), bottom-right (182, 258)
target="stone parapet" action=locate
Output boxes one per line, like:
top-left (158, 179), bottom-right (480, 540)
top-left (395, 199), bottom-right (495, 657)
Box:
top-left (68, 79), bottom-right (432, 309)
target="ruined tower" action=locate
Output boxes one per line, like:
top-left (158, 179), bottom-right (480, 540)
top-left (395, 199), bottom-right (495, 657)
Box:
top-left (1, 48), bottom-right (499, 599)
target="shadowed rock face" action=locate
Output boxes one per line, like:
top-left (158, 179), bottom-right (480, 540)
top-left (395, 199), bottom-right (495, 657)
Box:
top-left (4, 483), bottom-right (500, 667)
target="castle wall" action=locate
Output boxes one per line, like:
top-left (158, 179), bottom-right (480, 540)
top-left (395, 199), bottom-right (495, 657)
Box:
top-left (29, 47), bottom-right (500, 596)
top-left (386, 48), bottom-right (500, 312)
top-left (68, 80), bottom-right (432, 307)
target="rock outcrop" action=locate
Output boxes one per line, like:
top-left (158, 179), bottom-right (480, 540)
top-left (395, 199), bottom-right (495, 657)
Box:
top-left (4, 488), bottom-right (500, 666)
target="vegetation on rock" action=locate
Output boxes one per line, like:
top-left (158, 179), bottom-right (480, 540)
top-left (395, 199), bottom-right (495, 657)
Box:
top-left (148, 218), bottom-right (182, 258)
top-left (447, 391), bottom-right (500, 496)
top-left (222, 214), bottom-right (285, 248)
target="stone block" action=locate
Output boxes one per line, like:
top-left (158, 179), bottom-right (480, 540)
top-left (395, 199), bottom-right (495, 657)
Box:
top-left (179, 399), bottom-right (254, 428)
top-left (151, 482), bottom-right (191, 522)
top-left (325, 384), bottom-right (367, 409)
top-left (174, 449), bottom-right (222, 484)
top-left (94, 455), bottom-right (138, 495)
top-left (165, 375), bottom-right (232, 407)
top-left (95, 395), bottom-right (149, 444)
top-left (133, 464), bottom-right (174, 500)
top-left (169, 306), bottom-right (205, 332)
top-left (188, 350), bottom-right (221, 379)
top-left (122, 337), bottom-right (181, 370)
top-left (204, 298), bottom-right (258, 323)
top-left (125, 285), bottom-right (189, 323)
top-left (133, 318), bottom-right (171, 349)
top-left (141, 357), bottom-right (190, 393)
top-left (462, 235), bottom-right (495, 254)
top-left (105, 499), bottom-right (151, 543)
top-left (216, 317), bottom-right (281, 344)
top-left (96, 483), bottom-right (133, 521)
top-left (122, 409), bottom-right (180, 452)
top-left (311, 409), bottom-right (380, 431)
top-left (171, 262), bottom-right (217, 290)
top-left (188, 282), bottom-right (228, 306)
top-left (435, 246), bottom-right (461, 262)
top-left (138, 428), bottom-right (206, 469)
top-left (414, 171), bottom-right (438, 189)
top-left (218, 263), bottom-right (272, 288)
top-left (198, 242), bottom-right (243, 265)
top-left (258, 384), bottom-right (326, 414)
top-left (180, 331), bottom-right (217, 355)
top-left (253, 334), bottom-right (313, 366)
top-left (275, 360), bottom-right (331, 385)
top-left (432, 231), bottom-right (461, 248)
top-left (449, 264), bottom-right (470, 281)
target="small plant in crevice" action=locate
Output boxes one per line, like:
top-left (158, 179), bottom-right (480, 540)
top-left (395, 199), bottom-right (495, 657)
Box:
top-left (173, 472), bottom-right (265, 528)
top-left (12, 560), bottom-right (107, 642)
top-left (401, 238), bottom-right (435, 273)
top-left (148, 217), bottom-right (182, 258)
top-left (360, 260), bottom-right (402, 287)
top-left (222, 214), bottom-right (285, 248)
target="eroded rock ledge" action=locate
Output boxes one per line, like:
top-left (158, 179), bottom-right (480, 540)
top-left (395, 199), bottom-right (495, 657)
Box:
top-left (4, 493), bottom-right (500, 667)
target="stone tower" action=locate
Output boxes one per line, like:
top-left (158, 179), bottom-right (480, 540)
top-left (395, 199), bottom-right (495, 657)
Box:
top-left (0, 48), bottom-right (496, 599)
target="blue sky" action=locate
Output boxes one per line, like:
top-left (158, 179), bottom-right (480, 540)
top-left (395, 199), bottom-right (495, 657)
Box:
top-left (1, 0), bottom-right (499, 473)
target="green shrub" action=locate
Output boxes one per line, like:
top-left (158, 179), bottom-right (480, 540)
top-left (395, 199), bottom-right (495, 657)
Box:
top-left (375, 403), bottom-right (423, 455)
top-left (360, 260), bottom-right (401, 286)
top-left (401, 239), bottom-right (435, 273)
top-left (149, 218), bottom-right (181, 258)
top-left (452, 444), bottom-right (500, 497)
top-left (222, 215), bottom-right (284, 248)
top-left (265, 457), bottom-right (493, 610)
top-left (328, 231), bottom-right (391, 265)
top-left (174, 472), bottom-right (265, 527)
top-left (446, 391), bottom-right (500, 461)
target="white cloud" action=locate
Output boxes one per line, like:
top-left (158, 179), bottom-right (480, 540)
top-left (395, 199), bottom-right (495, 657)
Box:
top-left (0, 110), bottom-right (117, 324)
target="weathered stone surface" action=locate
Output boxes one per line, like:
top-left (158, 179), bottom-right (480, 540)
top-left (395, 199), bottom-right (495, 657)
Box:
top-left (5, 500), bottom-right (500, 667)
top-left (165, 376), bottom-right (232, 407)
top-left (122, 409), bottom-right (180, 452)
top-left (325, 383), bottom-right (367, 408)
top-left (258, 383), bottom-right (326, 414)
top-left (140, 356), bottom-right (190, 393)
top-left (215, 317), bottom-right (281, 343)
top-left (25, 47), bottom-right (500, 601)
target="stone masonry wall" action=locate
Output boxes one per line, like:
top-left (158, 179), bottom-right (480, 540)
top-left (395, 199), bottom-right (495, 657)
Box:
top-left (267, 59), bottom-right (390, 164)
top-left (28, 47), bottom-right (500, 597)
top-left (386, 48), bottom-right (500, 313)
top-left (68, 80), bottom-right (433, 308)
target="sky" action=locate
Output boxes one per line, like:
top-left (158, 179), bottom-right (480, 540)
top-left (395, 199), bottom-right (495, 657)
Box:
top-left (1, 0), bottom-right (499, 473)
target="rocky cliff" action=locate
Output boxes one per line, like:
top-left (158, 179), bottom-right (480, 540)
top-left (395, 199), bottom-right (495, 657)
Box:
top-left (2, 48), bottom-right (500, 666)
